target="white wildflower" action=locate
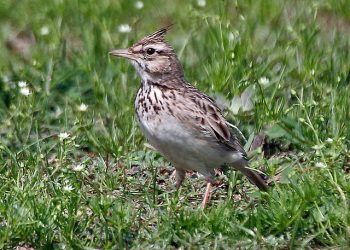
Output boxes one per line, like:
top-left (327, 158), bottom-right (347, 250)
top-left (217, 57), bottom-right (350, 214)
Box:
top-left (62, 209), bottom-right (69, 218)
top-left (86, 208), bottom-right (93, 216)
top-left (72, 164), bottom-right (84, 172)
top-left (315, 162), bottom-right (327, 168)
top-left (63, 184), bottom-right (74, 192)
top-left (40, 26), bottom-right (50, 36)
top-left (0, 219), bottom-right (7, 227)
top-left (310, 69), bottom-right (315, 76)
top-left (197, 0), bottom-right (206, 7)
top-left (3, 75), bottom-right (9, 84)
top-left (77, 209), bottom-right (83, 217)
top-left (58, 132), bottom-right (70, 140)
top-left (337, 76), bottom-right (341, 82)
top-left (135, 1), bottom-right (144, 9)
top-left (78, 103), bottom-right (88, 112)
top-left (18, 81), bottom-right (27, 88)
top-left (258, 77), bottom-right (270, 86)
top-left (325, 138), bottom-right (333, 143)
top-left (118, 24), bottom-right (132, 33)
top-left (228, 30), bottom-right (239, 42)
top-left (20, 87), bottom-right (31, 96)
top-left (228, 32), bottom-right (235, 42)
top-left (312, 144), bottom-right (323, 150)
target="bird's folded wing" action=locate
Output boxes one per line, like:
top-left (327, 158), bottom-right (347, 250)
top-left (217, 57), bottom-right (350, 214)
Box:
top-left (175, 87), bottom-right (246, 155)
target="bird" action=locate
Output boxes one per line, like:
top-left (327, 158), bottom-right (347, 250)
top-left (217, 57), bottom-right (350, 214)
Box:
top-left (109, 26), bottom-right (268, 208)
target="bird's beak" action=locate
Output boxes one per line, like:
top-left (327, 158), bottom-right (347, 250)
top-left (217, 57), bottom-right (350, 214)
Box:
top-left (109, 48), bottom-right (135, 60)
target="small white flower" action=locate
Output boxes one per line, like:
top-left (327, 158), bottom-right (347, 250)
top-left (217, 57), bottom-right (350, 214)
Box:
top-left (63, 184), bottom-right (74, 192)
top-left (86, 208), bottom-right (93, 216)
top-left (228, 32), bottom-right (235, 42)
top-left (72, 164), bottom-right (84, 172)
top-left (118, 24), bottom-right (132, 33)
top-left (20, 87), bottom-right (31, 96)
top-left (3, 75), bottom-right (9, 83)
top-left (77, 209), bottom-right (83, 217)
top-left (0, 219), bottom-right (7, 227)
top-left (135, 1), bottom-right (144, 9)
top-left (337, 76), bottom-right (341, 82)
top-left (315, 162), bottom-right (327, 168)
top-left (312, 144), bottom-right (323, 150)
top-left (78, 103), bottom-right (88, 112)
top-left (311, 69), bottom-right (315, 76)
top-left (258, 77), bottom-right (270, 86)
top-left (325, 138), bottom-right (333, 143)
top-left (58, 132), bottom-right (70, 140)
top-left (197, 0), bottom-right (206, 7)
top-left (18, 81), bottom-right (27, 88)
top-left (62, 209), bottom-right (69, 218)
top-left (40, 26), bottom-right (49, 36)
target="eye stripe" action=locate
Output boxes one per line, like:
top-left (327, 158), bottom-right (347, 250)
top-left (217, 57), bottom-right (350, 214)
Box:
top-left (145, 43), bottom-right (167, 51)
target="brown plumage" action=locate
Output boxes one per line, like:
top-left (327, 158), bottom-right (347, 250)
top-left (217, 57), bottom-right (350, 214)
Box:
top-left (109, 27), bottom-right (268, 207)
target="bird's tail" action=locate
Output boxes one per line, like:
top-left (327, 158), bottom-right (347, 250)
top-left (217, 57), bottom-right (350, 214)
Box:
top-left (233, 160), bottom-right (268, 191)
top-left (239, 167), bottom-right (268, 191)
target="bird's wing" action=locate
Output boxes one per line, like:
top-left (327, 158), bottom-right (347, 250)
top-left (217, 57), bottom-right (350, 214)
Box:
top-left (175, 86), bottom-right (246, 155)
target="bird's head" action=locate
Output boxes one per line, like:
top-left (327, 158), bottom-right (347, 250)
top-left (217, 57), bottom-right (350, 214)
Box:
top-left (109, 26), bottom-right (184, 84)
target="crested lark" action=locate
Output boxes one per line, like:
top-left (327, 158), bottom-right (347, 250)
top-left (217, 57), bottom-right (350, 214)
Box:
top-left (109, 27), bottom-right (268, 207)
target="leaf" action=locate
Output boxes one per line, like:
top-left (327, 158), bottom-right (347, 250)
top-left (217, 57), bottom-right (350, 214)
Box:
top-left (265, 117), bottom-right (310, 146)
top-left (230, 96), bottom-right (241, 114)
top-left (240, 85), bottom-right (255, 112)
top-left (265, 124), bottom-right (288, 139)
top-left (229, 85), bottom-right (255, 114)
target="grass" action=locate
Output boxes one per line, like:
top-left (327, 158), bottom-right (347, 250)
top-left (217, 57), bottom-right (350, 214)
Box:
top-left (0, 0), bottom-right (350, 249)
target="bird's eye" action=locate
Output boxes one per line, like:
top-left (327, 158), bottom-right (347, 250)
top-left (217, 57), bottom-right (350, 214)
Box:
top-left (146, 48), bottom-right (156, 55)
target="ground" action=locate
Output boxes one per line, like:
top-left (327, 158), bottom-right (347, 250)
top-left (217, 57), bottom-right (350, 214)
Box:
top-left (0, 0), bottom-right (349, 249)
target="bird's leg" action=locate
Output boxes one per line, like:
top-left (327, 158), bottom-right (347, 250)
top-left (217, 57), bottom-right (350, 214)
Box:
top-left (175, 169), bottom-right (186, 190)
top-left (202, 182), bottom-right (211, 209)
top-left (202, 175), bottom-right (215, 209)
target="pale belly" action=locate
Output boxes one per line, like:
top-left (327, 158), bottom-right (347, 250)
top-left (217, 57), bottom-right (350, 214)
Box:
top-left (136, 112), bottom-right (234, 175)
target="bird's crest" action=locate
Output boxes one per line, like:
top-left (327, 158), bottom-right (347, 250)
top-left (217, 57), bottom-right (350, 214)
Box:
top-left (138, 24), bottom-right (174, 44)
